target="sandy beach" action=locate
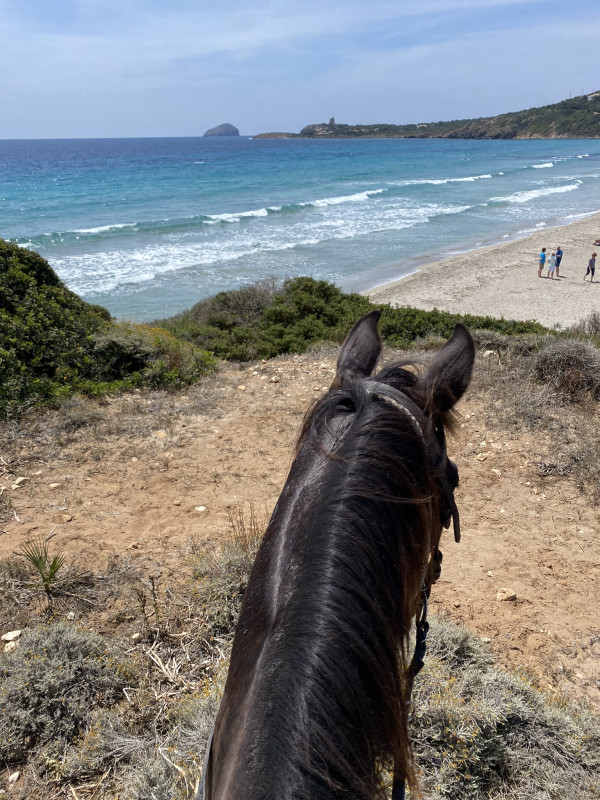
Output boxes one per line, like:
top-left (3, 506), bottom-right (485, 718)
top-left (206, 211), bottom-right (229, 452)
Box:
top-left (366, 212), bottom-right (600, 329)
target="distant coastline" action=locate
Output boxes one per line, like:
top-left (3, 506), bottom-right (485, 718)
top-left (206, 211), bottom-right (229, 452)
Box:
top-left (255, 93), bottom-right (600, 140)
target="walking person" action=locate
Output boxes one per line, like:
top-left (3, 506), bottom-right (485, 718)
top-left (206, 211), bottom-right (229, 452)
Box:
top-left (555, 245), bottom-right (563, 277)
top-left (585, 253), bottom-right (597, 282)
top-left (547, 252), bottom-right (557, 280)
top-left (538, 247), bottom-right (547, 278)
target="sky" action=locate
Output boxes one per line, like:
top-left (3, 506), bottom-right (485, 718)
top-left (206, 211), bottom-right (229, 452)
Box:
top-left (2, 0), bottom-right (599, 139)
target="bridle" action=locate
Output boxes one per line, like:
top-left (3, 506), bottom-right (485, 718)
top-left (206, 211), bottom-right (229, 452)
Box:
top-left (197, 381), bottom-right (462, 800)
top-left (364, 380), bottom-right (462, 800)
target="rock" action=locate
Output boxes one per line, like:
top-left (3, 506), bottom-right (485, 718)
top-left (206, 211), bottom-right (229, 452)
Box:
top-left (195, 506), bottom-right (207, 512)
top-left (496, 588), bottom-right (517, 601)
top-left (270, 376), bottom-right (280, 383)
top-left (481, 637), bottom-right (492, 644)
top-left (4, 641), bottom-right (18, 653)
top-left (131, 632), bottom-right (141, 642)
top-left (476, 453), bottom-right (487, 461)
top-left (8, 771), bottom-right (19, 784)
top-left (173, 500), bottom-right (182, 506)
top-left (52, 513), bottom-right (72, 524)
top-left (66, 611), bottom-right (75, 620)
top-left (155, 430), bottom-right (167, 439)
top-left (237, 385), bottom-right (246, 391)
top-left (129, 542), bottom-right (140, 550)
top-left (1, 630), bottom-right (22, 642)
top-left (491, 468), bottom-right (502, 476)
top-left (48, 483), bottom-right (61, 489)
top-left (203, 123), bottom-right (240, 137)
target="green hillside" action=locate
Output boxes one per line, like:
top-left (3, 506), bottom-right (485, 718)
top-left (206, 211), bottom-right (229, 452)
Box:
top-left (261, 93), bottom-right (600, 139)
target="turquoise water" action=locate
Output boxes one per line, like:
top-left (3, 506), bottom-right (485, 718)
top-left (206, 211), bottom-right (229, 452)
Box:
top-left (2, 137), bottom-right (600, 320)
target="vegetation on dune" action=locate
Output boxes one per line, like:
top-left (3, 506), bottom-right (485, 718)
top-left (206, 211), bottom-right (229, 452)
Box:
top-left (157, 275), bottom-right (550, 361)
top-left (1, 526), bottom-right (598, 798)
top-left (294, 93), bottom-right (600, 139)
top-left (0, 240), bottom-right (216, 417)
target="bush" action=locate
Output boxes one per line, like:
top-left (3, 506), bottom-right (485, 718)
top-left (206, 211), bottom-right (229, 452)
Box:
top-left (158, 276), bottom-right (551, 361)
top-left (0, 241), bottom-right (216, 417)
top-left (534, 339), bottom-right (600, 401)
top-left (0, 621), bottom-right (137, 764)
top-left (411, 617), bottom-right (600, 799)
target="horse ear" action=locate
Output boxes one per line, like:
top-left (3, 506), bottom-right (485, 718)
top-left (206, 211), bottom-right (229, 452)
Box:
top-left (420, 322), bottom-right (475, 412)
top-left (332, 310), bottom-right (382, 388)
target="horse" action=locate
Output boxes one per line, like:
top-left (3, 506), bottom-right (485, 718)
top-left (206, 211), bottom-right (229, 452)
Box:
top-left (198, 310), bottom-right (474, 800)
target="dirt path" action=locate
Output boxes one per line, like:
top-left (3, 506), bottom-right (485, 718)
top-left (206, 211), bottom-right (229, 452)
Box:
top-left (2, 351), bottom-right (599, 707)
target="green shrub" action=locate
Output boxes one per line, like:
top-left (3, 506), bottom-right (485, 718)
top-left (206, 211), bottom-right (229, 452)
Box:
top-left (158, 276), bottom-right (552, 362)
top-left (0, 621), bottom-right (137, 763)
top-left (0, 241), bottom-right (216, 417)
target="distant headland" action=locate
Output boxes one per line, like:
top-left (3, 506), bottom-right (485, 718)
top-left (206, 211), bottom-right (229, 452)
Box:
top-left (255, 94), bottom-right (600, 139)
top-left (204, 123), bottom-right (239, 137)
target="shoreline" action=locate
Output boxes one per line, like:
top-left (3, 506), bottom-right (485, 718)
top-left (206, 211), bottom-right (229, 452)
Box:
top-left (365, 211), bottom-right (600, 329)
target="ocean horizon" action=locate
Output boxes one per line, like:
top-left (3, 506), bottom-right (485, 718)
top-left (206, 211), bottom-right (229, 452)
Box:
top-left (2, 136), bottom-right (600, 320)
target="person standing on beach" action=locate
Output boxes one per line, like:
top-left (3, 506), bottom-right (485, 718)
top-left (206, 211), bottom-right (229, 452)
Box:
top-left (547, 252), bottom-right (557, 280)
top-left (538, 247), bottom-right (546, 277)
top-left (585, 253), bottom-right (597, 282)
top-left (555, 246), bottom-right (563, 277)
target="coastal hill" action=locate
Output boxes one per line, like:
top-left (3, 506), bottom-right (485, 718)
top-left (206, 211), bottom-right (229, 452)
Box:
top-left (255, 92), bottom-right (600, 139)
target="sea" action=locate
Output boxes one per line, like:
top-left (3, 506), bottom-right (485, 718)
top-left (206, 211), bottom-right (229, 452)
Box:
top-left (2, 136), bottom-right (600, 321)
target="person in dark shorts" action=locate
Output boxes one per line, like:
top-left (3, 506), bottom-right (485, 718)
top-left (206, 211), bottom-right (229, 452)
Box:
top-left (585, 253), bottom-right (597, 282)
top-left (538, 247), bottom-right (546, 278)
top-left (555, 246), bottom-right (563, 277)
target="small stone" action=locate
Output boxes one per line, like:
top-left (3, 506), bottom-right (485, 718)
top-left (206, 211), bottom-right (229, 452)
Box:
top-left (487, 571), bottom-right (494, 577)
top-left (52, 513), bottom-right (73, 524)
top-left (130, 542), bottom-right (140, 550)
top-left (237, 385), bottom-right (246, 391)
top-left (4, 640), bottom-right (18, 653)
top-left (270, 376), bottom-right (280, 383)
top-left (491, 468), bottom-right (502, 476)
top-left (8, 771), bottom-right (19, 784)
top-left (131, 457), bottom-right (138, 462)
top-left (482, 350), bottom-right (495, 358)
top-left (155, 430), bottom-right (167, 439)
top-left (66, 611), bottom-right (75, 620)
top-left (496, 588), bottom-right (517, 601)
top-left (476, 453), bottom-right (487, 461)
top-left (131, 632), bottom-right (141, 642)
top-left (453, 601), bottom-right (461, 608)
top-left (1, 630), bottom-right (22, 642)
top-left (32, 470), bottom-right (43, 476)
top-left (173, 499), bottom-right (182, 506)
top-left (195, 506), bottom-right (207, 512)
top-left (48, 483), bottom-right (61, 489)
top-left (481, 637), bottom-right (492, 644)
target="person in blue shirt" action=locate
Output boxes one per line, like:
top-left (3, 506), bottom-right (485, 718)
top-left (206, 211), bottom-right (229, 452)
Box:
top-left (555, 246), bottom-right (563, 277)
top-left (538, 247), bottom-right (546, 278)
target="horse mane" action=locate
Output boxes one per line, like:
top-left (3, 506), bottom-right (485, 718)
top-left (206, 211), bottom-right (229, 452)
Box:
top-left (252, 361), bottom-right (444, 799)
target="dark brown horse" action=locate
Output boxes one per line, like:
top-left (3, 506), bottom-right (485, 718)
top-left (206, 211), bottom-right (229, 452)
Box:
top-left (198, 311), bottom-right (474, 800)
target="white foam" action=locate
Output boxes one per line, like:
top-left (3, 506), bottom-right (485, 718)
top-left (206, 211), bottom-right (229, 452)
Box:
top-left (490, 182), bottom-right (581, 204)
top-left (72, 223), bottom-right (137, 235)
top-left (532, 162), bottom-right (554, 169)
top-left (401, 174), bottom-right (493, 186)
top-left (308, 189), bottom-right (385, 207)
top-left (206, 207), bottom-right (270, 223)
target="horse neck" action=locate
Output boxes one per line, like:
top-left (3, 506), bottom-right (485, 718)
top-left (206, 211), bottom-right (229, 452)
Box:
top-left (212, 398), bottom-right (436, 800)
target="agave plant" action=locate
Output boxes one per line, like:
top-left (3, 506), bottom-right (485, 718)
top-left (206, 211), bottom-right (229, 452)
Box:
top-left (20, 537), bottom-right (66, 600)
